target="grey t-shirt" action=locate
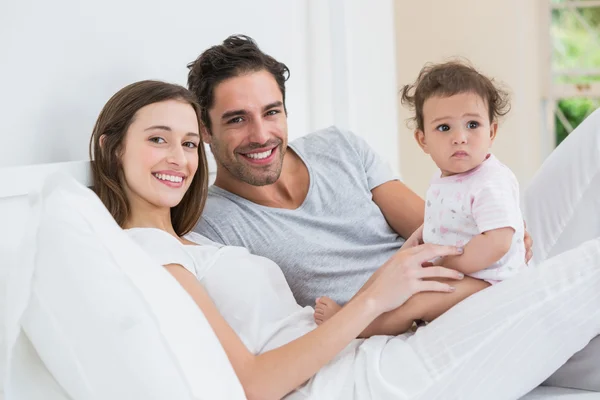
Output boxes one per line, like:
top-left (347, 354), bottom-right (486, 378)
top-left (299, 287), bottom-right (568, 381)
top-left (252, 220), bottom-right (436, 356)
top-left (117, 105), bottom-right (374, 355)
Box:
top-left (194, 126), bottom-right (405, 307)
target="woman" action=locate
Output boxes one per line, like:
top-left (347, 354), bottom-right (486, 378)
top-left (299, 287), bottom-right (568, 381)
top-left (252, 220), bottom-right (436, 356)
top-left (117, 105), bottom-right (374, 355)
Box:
top-left (90, 80), bottom-right (600, 400)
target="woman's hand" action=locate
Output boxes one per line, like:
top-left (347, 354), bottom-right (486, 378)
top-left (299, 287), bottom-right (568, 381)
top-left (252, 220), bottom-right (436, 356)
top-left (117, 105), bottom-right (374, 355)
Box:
top-left (365, 242), bottom-right (465, 314)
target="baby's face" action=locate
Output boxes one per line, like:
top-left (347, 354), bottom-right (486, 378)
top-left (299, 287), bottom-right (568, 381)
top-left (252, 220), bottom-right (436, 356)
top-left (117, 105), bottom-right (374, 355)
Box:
top-left (415, 92), bottom-right (497, 177)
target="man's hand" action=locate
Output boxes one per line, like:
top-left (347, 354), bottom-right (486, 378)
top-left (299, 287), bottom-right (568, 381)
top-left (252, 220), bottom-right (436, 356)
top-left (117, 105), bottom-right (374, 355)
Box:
top-left (401, 224), bottom-right (424, 250)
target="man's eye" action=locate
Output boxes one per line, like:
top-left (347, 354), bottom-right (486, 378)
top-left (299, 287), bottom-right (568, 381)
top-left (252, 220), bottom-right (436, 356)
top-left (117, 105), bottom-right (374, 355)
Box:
top-left (228, 117), bottom-right (244, 124)
top-left (467, 121), bottom-right (479, 129)
top-left (436, 124), bottom-right (450, 132)
top-left (150, 137), bottom-right (165, 144)
top-left (265, 109), bottom-right (280, 116)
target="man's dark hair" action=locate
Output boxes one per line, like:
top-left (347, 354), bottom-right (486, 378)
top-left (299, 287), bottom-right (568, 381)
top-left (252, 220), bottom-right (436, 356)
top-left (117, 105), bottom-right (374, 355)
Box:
top-left (187, 34), bottom-right (290, 133)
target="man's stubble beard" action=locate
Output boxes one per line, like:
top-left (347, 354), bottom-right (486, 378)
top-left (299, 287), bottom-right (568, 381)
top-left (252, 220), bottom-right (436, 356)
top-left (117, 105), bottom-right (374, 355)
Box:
top-left (212, 143), bottom-right (286, 187)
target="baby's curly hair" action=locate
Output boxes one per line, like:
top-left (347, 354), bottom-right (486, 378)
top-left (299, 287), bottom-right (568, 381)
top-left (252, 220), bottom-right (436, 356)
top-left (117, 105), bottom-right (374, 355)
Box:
top-left (400, 60), bottom-right (511, 131)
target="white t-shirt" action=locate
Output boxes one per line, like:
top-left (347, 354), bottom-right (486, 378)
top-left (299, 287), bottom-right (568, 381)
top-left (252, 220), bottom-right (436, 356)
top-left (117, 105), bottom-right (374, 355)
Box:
top-left (423, 154), bottom-right (526, 282)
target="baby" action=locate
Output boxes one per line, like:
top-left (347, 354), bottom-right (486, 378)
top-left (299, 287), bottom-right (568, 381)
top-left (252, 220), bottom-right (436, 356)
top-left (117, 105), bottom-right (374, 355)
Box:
top-left (314, 61), bottom-right (527, 336)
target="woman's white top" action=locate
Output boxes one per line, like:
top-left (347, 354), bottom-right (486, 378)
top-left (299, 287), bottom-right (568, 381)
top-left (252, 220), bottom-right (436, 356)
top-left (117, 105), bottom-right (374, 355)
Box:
top-left (127, 228), bottom-right (430, 399)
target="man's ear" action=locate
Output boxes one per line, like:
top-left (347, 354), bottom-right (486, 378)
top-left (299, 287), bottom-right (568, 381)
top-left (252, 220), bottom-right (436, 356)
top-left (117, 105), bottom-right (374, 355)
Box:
top-left (414, 130), bottom-right (429, 154)
top-left (200, 124), bottom-right (212, 144)
top-left (490, 121), bottom-right (498, 142)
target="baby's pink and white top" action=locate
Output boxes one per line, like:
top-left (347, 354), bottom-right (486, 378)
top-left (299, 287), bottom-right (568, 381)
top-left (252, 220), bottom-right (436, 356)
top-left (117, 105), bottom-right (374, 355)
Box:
top-left (422, 154), bottom-right (526, 283)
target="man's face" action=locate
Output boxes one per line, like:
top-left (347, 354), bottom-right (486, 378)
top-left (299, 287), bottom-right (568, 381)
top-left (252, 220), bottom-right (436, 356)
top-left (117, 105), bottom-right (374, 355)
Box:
top-left (203, 69), bottom-right (288, 187)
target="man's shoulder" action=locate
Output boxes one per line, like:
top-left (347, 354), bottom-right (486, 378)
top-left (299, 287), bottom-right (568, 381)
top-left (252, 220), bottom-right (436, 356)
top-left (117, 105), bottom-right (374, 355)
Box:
top-left (194, 187), bottom-right (252, 242)
top-left (201, 186), bottom-right (248, 219)
top-left (290, 126), bottom-right (358, 152)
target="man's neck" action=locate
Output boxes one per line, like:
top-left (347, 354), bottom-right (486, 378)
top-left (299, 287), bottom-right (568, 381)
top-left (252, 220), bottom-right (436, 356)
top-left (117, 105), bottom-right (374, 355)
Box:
top-left (214, 148), bottom-right (309, 210)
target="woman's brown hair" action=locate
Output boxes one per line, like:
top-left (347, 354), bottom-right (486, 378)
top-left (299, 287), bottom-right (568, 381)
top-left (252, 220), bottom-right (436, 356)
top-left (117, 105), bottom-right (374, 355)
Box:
top-left (89, 80), bottom-right (208, 236)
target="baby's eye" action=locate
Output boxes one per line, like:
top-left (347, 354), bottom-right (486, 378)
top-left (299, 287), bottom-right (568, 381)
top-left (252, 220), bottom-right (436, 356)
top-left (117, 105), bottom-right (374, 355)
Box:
top-left (467, 121), bottom-right (480, 129)
top-left (436, 124), bottom-right (450, 132)
top-left (150, 137), bottom-right (165, 144)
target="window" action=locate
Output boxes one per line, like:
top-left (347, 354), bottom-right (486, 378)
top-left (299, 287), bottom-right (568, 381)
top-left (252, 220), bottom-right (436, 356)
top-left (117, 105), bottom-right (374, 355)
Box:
top-left (546, 0), bottom-right (600, 146)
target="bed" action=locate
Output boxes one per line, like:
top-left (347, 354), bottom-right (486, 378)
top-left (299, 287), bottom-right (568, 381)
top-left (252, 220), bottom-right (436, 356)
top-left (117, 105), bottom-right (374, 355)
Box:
top-left (0, 160), bottom-right (598, 399)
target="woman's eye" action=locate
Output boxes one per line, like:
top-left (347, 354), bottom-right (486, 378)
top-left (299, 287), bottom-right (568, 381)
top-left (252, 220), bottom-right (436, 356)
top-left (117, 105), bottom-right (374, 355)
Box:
top-left (436, 124), bottom-right (450, 132)
top-left (183, 142), bottom-right (198, 149)
top-left (467, 121), bottom-right (480, 129)
top-left (150, 137), bottom-right (165, 144)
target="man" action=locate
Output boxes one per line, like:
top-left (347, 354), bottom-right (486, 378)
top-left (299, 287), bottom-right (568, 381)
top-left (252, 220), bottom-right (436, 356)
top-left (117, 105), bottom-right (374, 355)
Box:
top-left (188, 34), bottom-right (444, 307)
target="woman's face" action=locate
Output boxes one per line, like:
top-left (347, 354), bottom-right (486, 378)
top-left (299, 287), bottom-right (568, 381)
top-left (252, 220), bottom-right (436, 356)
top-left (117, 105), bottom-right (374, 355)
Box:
top-left (119, 99), bottom-right (201, 212)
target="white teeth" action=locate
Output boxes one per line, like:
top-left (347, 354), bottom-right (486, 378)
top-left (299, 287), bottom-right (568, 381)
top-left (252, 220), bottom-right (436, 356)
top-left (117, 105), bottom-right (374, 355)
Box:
top-left (246, 149), bottom-right (273, 160)
top-left (153, 173), bottom-right (183, 183)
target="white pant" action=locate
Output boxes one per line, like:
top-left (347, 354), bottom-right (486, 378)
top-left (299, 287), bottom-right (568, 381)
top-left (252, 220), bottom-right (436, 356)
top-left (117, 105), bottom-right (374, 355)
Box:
top-left (406, 109), bottom-right (600, 399)
top-left (292, 112), bottom-right (600, 400)
top-left (526, 109), bottom-right (600, 392)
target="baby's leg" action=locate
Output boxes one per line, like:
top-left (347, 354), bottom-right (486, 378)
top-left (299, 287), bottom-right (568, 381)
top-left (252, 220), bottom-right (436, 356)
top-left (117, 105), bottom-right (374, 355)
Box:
top-left (314, 296), bottom-right (414, 336)
top-left (314, 276), bottom-right (489, 337)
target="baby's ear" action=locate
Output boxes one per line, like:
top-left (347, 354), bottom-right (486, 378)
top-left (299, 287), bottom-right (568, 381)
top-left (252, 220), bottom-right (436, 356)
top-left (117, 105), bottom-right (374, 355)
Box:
top-left (490, 121), bottom-right (498, 141)
top-left (414, 130), bottom-right (428, 153)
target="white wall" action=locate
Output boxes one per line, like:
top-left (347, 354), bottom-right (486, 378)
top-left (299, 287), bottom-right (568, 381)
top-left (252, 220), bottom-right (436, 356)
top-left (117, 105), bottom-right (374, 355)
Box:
top-left (307, 0), bottom-right (400, 173)
top-left (395, 0), bottom-right (544, 196)
top-left (0, 0), bottom-right (310, 168)
top-left (0, 0), bottom-right (400, 172)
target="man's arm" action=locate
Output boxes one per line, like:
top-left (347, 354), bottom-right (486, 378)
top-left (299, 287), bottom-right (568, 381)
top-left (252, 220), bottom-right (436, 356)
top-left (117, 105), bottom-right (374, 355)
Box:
top-left (372, 180), bottom-right (425, 240)
top-left (338, 130), bottom-right (424, 240)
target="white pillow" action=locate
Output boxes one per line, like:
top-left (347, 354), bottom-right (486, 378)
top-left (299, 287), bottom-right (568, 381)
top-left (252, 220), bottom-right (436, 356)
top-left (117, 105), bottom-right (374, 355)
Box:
top-left (4, 173), bottom-right (245, 400)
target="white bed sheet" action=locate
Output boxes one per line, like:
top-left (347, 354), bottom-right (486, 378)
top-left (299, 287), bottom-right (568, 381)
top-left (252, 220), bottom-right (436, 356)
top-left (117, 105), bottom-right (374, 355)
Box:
top-left (522, 387), bottom-right (598, 399)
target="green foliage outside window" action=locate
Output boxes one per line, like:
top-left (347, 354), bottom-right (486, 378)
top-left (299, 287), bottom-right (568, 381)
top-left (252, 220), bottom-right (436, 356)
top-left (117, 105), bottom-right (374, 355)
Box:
top-left (551, 4), bottom-right (600, 145)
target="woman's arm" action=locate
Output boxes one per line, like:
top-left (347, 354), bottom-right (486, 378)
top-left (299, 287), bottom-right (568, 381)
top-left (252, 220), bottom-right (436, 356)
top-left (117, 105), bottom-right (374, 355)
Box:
top-left (165, 243), bottom-right (464, 400)
top-left (440, 227), bottom-right (514, 274)
top-left (166, 263), bottom-right (377, 400)
top-left (372, 180), bottom-right (425, 239)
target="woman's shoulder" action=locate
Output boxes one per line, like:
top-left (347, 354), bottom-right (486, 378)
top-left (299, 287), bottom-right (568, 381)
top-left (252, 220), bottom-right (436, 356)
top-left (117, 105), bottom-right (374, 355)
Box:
top-left (184, 231), bottom-right (225, 248)
top-left (126, 228), bottom-right (205, 276)
top-left (126, 228), bottom-right (248, 278)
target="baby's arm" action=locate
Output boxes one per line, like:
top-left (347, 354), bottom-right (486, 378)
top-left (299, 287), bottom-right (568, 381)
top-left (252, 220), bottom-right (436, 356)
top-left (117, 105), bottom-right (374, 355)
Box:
top-left (440, 227), bottom-right (514, 274)
top-left (441, 166), bottom-right (522, 274)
